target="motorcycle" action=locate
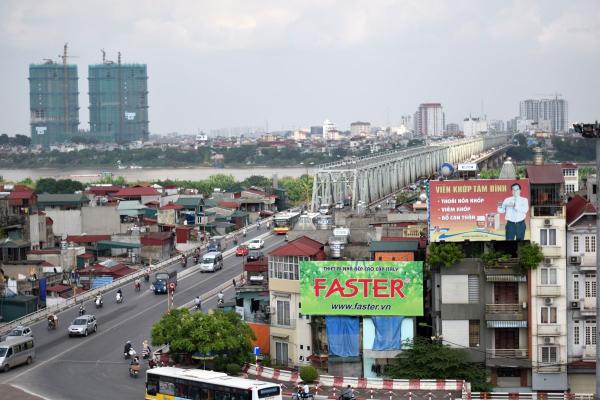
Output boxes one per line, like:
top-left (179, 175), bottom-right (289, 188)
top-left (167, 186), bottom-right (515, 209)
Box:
top-left (78, 306), bottom-right (85, 316)
top-left (129, 363), bottom-right (141, 378)
top-left (142, 347), bottom-right (151, 359)
top-left (116, 293), bottom-right (123, 304)
top-left (95, 297), bottom-right (103, 308)
top-left (134, 281), bottom-right (141, 292)
top-left (124, 348), bottom-right (136, 359)
top-left (47, 316), bottom-right (57, 330)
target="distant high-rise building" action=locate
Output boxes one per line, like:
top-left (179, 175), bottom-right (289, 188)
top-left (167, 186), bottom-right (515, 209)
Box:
top-left (445, 123), bottom-right (460, 135)
top-left (462, 117), bottom-right (488, 137)
top-left (415, 103), bottom-right (444, 137)
top-left (310, 126), bottom-right (323, 137)
top-left (89, 55), bottom-right (149, 143)
top-left (350, 121), bottom-right (370, 137)
top-left (488, 120), bottom-right (505, 133)
top-left (519, 97), bottom-right (568, 133)
top-left (29, 58), bottom-right (80, 146)
top-left (322, 119), bottom-right (336, 140)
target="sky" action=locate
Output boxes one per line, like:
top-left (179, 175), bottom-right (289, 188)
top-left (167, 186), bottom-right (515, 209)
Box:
top-left (0, 0), bottom-right (598, 136)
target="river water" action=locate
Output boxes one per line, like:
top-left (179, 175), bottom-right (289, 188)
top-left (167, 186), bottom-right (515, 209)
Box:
top-left (0, 167), bottom-right (313, 183)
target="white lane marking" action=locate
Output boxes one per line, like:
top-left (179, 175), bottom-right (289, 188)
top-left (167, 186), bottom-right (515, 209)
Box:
top-left (10, 384), bottom-right (51, 400)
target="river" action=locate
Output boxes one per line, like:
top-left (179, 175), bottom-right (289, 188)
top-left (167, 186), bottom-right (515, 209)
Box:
top-left (0, 167), bottom-right (313, 183)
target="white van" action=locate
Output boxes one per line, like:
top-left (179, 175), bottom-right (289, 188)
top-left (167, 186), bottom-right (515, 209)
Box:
top-left (0, 336), bottom-right (35, 372)
top-left (199, 252), bottom-right (223, 272)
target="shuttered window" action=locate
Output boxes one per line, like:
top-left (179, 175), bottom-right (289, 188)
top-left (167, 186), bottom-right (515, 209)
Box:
top-left (468, 275), bottom-right (480, 303)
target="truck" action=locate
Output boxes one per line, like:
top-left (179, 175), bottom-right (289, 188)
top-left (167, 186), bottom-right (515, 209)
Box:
top-left (152, 270), bottom-right (177, 295)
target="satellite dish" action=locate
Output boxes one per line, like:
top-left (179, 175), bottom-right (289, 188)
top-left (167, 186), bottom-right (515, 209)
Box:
top-left (419, 193), bottom-right (427, 202)
top-left (440, 162), bottom-right (454, 177)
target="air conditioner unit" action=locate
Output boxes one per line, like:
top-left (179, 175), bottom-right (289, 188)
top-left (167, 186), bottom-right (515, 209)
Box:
top-left (544, 219), bottom-right (552, 226)
top-left (544, 297), bottom-right (554, 305)
top-left (544, 258), bottom-right (552, 265)
top-left (571, 301), bottom-right (580, 309)
top-left (543, 337), bottom-right (555, 345)
top-left (264, 306), bottom-right (272, 314)
top-left (570, 256), bottom-right (581, 265)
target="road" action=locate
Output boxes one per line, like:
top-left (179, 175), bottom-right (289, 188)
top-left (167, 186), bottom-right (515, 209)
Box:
top-left (0, 229), bottom-right (284, 400)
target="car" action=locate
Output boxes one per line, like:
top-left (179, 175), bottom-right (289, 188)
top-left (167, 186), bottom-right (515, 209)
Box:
top-left (68, 315), bottom-right (97, 337)
top-left (246, 250), bottom-right (263, 262)
top-left (247, 238), bottom-right (264, 250)
top-left (235, 245), bottom-right (249, 257)
top-left (4, 326), bottom-right (33, 341)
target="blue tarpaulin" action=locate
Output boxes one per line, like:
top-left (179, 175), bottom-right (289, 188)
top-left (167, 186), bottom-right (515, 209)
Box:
top-left (39, 277), bottom-right (46, 303)
top-left (372, 316), bottom-right (403, 350)
top-left (326, 316), bottom-right (359, 357)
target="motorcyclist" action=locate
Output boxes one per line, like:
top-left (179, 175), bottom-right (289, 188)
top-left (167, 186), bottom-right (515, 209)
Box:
top-left (95, 294), bottom-right (103, 307)
top-left (124, 341), bottom-right (132, 358)
top-left (78, 303), bottom-right (85, 316)
top-left (217, 290), bottom-right (224, 305)
top-left (116, 289), bottom-right (123, 303)
top-left (243, 228), bottom-right (247, 237)
top-left (134, 278), bottom-right (141, 291)
top-left (340, 385), bottom-right (355, 400)
top-left (142, 340), bottom-right (151, 359)
top-left (48, 314), bottom-right (58, 329)
top-left (194, 296), bottom-right (201, 310)
top-left (285, 233), bottom-right (289, 242)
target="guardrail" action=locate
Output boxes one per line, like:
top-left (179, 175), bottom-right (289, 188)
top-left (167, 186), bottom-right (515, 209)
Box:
top-left (0, 219), bottom-right (272, 336)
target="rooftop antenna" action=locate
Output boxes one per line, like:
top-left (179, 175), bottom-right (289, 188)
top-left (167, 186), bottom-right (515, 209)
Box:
top-left (101, 49), bottom-right (106, 63)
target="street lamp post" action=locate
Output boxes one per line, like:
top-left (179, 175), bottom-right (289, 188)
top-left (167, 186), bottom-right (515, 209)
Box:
top-left (573, 122), bottom-right (600, 399)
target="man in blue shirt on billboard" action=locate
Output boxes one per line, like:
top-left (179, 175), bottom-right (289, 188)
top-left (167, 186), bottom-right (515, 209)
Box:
top-left (498, 183), bottom-right (529, 240)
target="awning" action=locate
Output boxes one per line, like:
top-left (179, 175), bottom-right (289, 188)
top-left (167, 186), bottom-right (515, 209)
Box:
top-left (96, 240), bottom-right (140, 250)
top-left (487, 320), bottom-right (528, 328)
top-left (486, 275), bottom-right (527, 282)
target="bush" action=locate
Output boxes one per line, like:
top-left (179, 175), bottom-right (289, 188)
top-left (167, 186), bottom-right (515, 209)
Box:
top-left (226, 363), bottom-right (241, 376)
top-left (299, 366), bottom-right (319, 383)
top-left (261, 355), bottom-right (271, 367)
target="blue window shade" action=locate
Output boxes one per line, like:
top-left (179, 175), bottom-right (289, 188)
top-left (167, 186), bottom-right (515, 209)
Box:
top-left (372, 316), bottom-right (403, 350)
top-left (326, 316), bottom-right (359, 357)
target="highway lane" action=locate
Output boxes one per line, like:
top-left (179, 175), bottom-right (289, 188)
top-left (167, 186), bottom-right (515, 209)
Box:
top-left (0, 230), bottom-right (284, 400)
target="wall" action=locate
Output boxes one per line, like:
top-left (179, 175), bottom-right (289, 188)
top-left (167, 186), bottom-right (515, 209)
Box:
top-left (248, 322), bottom-right (270, 355)
top-left (44, 209), bottom-right (82, 236)
top-left (82, 206), bottom-right (121, 235)
top-left (568, 374), bottom-right (595, 393)
top-left (373, 252), bottom-right (414, 261)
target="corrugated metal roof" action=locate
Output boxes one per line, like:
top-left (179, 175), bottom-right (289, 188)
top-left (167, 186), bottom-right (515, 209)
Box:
top-left (486, 320), bottom-right (527, 328)
top-left (526, 165), bottom-right (564, 184)
top-left (369, 240), bottom-right (419, 252)
top-left (37, 193), bottom-right (88, 205)
top-left (486, 275), bottom-right (527, 282)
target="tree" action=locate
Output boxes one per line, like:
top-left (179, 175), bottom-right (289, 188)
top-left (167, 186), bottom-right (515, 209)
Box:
top-left (517, 242), bottom-right (544, 273)
top-left (388, 337), bottom-right (491, 391)
top-left (241, 175), bottom-right (272, 189)
top-left (513, 133), bottom-right (527, 147)
top-left (427, 243), bottom-right (464, 269)
top-left (35, 178), bottom-right (84, 194)
top-left (279, 175), bottom-right (313, 204)
top-left (151, 309), bottom-right (256, 368)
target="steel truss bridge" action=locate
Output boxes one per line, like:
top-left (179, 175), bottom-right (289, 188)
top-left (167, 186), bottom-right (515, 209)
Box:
top-left (310, 134), bottom-right (511, 210)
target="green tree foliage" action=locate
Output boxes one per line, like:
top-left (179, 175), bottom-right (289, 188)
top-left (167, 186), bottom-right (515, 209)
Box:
top-left (517, 242), bottom-right (544, 272)
top-left (480, 250), bottom-right (511, 268)
top-left (513, 133), bottom-right (527, 147)
top-left (299, 366), bottom-right (319, 383)
top-left (427, 243), bottom-right (465, 269)
top-left (552, 137), bottom-right (595, 162)
top-left (241, 175), bottom-right (272, 189)
top-left (151, 309), bottom-right (256, 367)
top-left (0, 134), bottom-right (31, 147)
top-left (35, 178), bottom-right (85, 194)
top-left (506, 146), bottom-right (533, 162)
top-left (279, 175), bottom-right (313, 204)
top-left (388, 337), bottom-right (491, 392)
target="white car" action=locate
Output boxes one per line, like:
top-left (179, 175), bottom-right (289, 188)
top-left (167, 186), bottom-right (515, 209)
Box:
top-left (247, 238), bottom-right (264, 250)
top-left (4, 326), bottom-right (33, 341)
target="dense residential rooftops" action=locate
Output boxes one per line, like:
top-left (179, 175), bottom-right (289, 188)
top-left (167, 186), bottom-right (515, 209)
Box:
top-left (114, 186), bottom-right (160, 197)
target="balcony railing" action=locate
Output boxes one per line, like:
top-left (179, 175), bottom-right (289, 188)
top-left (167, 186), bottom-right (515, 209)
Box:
top-left (271, 317), bottom-right (297, 329)
top-left (537, 285), bottom-right (561, 297)
top-left (487, 348), bottom-right (528, 358)
top-left (486, 304), bottom-right (521, 313)
top-left (537, 324), bottom-right (562, 335)
top-left (532, 205), bottom-right (564, 217)
top-left (580, 297), bottom-right (596, 316)
top-left (540, 246), bottom-right (562, 257)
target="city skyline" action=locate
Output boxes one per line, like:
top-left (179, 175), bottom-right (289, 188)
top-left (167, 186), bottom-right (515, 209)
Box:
top-left (0, 0), bottom-right (598, 136)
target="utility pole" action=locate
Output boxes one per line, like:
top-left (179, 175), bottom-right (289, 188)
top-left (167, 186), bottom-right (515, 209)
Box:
top-left (573, 122), bottom-right (600, 400)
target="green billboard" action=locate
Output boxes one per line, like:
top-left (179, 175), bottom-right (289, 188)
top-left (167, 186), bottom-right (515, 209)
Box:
top-left (299, 261), bottom-right (424, 316)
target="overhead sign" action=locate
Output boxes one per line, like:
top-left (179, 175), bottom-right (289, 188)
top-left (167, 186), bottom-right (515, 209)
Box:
top-left (299, 261), bottom-right (423, 316)
top-left (458, 163), bottom-right (477, 171)
top-left (429, 179), bottom-right (530, 242)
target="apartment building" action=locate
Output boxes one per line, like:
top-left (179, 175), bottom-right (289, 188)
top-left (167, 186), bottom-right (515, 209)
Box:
top-left (561, 163), bottom-right (579, 195)
top-left (566, 194), bottom-right (596, 393)
top-left (268, 236), bottom-right (326, 367)
top-left (526, 164), bottom-right (568, 391)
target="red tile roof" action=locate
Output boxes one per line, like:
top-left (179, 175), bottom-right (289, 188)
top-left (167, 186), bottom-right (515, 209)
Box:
top-left (159, 202), bottom-right (183, 210)
top-left (141, 231), bottom-right (173, 245)
top-left (66, 235), bottom-right (111, 243)
top-left (88, 185), bottom-right (123, 195)
top-left (114, 186), bottom-right (160, 197)
top-left (46, 284), bottom-right (71, 293)
top-left (566, 194), bottom-right (596, 225)
top-left (7, 190), bottom-right (35, 200)
top-left (45, 217), bottom-right (53, 225)
top-left (78, 253), bottom-right (95, 259)
top-left (270, 236), bottom-right (325, 257)
top-left (244, 258), bottom-right (268, 272)
top-left (560, 162), bottom-right (577, 169)
top-left (218, 201), bottom-right (240, 209)
top-left (526, 165), bottom-right (564, 184)
top-left (29, 249), bottom-right (61, 255)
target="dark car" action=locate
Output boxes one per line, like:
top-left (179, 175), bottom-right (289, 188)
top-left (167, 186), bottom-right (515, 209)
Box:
top-left (246, 250), bottom-right (263, 262)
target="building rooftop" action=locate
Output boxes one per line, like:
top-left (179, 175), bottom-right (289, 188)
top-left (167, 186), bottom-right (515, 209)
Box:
top-left (37, 193), bottom-right (88, 206)
top-left (526, 165), bottom-right (564, 184)
top-left (566, 194), bottom-right (596, 226)
top-left (369, 240), bottom-right (419, 252)
top-left (270, 236), bottom-right (324, 257)
top-left (114, 186), bottom-right (160, 197)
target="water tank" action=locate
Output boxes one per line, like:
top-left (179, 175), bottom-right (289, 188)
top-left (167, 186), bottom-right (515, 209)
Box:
top-left (328, 237), bottom-right (345, 258)
top-left (315, 215), bottom-right (333, 230)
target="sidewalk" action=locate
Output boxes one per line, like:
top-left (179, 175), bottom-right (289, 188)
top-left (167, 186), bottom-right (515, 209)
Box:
top-left (0, 384), bottom-right (45, 400)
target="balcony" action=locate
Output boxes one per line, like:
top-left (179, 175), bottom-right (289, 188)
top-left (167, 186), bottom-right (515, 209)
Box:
top-left (580, 297), bottom-right (596, 316)
top-left (540, 246), bottom-right (562, 258)
top-left (271, 317), bottom-right (297, 329)
top-left (485, 303), bottom-right (527, 321)
top-left (486, 348), bottom-right (530, 367)
top-left (483, 260), bottom-right (527, 282)
top-left (537, 364), bottom-right (565, 373)
top-left (537, 285), bottom-right (561, 297)
top-left (532, 205), bottom-right (564, 217)
top-left (537, 324), bottom-right (562, 336)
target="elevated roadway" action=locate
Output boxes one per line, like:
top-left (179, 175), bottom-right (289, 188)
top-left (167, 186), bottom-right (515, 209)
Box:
top-left (311, 134), bottom-right (510, 210)
top-left (0, 230), bottom-right (284, 400)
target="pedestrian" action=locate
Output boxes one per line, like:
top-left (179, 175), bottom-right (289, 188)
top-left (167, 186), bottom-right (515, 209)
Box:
top-left (232, 278), bottom-right (236, 288)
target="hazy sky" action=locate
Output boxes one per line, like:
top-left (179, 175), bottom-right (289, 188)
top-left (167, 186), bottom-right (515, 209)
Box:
top-left (0, 0), bottom-right (598, 135)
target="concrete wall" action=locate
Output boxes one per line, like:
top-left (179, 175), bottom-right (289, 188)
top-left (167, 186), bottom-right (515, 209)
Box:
top-left (44, 210), bottom-right (82, 237)
top-left (82, 206), bottom-right (121, 235)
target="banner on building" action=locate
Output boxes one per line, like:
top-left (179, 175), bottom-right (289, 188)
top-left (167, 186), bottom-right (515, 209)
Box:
top-left (428, 179), bottom-right (531, 242)
top-left (299, 261), bottom-right (423, 316)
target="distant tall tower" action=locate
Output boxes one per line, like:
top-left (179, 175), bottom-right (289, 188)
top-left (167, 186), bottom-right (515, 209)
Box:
top-left (519, 96), bottom-right (568, 134)
top-left (415, 103), bottom-right (443, 137)
top-left (29, 44), bottom-right (79, 146)
top-left (88, 52), bottom-right (149, 143)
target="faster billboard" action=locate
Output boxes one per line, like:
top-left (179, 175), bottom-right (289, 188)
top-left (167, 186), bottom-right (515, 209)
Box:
top-left (429, 179), bottom-right (530, 242)
top-left (299, 261), bottom-right (423, 316)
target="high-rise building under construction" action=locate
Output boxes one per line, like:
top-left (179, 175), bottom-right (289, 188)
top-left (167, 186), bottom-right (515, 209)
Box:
top-left (88, 53), bottom-right (149, 143)
top-left (28, 45), bottom-right (80, 146)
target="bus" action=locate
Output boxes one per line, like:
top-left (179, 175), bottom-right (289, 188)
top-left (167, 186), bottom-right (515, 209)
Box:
top-left (145, 367), bottom-right (282, 400)
top-left (272, 211), bottom-right (301, 235)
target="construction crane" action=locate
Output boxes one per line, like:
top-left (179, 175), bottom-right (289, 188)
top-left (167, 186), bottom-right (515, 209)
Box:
top-left (57, 43), bottom-right (78, 138)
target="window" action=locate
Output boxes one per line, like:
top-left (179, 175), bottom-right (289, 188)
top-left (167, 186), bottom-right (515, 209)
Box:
top-left (469, 320), bottom-right (480, 347)
top-left (540, 267), bottom-right (557, 285)
top-left (593, 236), bottom-right (596, 253)
top-left (541, 346), bottom-right (558, 363)
top-left (276, 300), bottom-right (290, 326)
top-left (541, 306), bottom-right (557, 323)
top-left (565, 184), bottom-right (575, 193)
top-left (574, 278), bottom-right (580, 300)
top-left (269, 256), bottom-right (307, 280)
top-left (585, 275), bottom-right (597, 298)
top-left (573, 236), bottom-right (579, 253)
top-left (584, 236), bottom-right (596, 253)
top-left (540, 229), bottom-right (557, 246)
top-left (468, 275), bottom-right (480, 303)
top-left (574, 324), bottom-right (580, 345)
top-left (585, 321), bottom-right (596, 345)
top-left (275, 342), bottom-right (289, 366)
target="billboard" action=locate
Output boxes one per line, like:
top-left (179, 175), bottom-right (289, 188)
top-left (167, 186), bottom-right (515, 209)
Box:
top-left (429, 179), bottom-right (530, 242)
top-left (299, 261), bottom-right (423, 316)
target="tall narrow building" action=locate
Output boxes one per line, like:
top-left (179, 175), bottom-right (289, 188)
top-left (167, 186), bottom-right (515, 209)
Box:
top-left (415, 103), bottom-right (444, 137)
top-left (29, 53), bottom-right (80, 146)
top-left (88, 53), bottom-right (149, 143)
